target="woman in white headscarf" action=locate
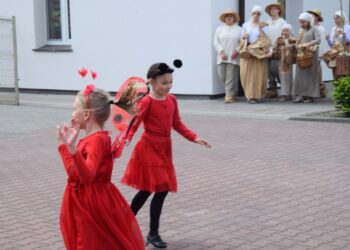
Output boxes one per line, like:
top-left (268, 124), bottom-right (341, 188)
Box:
top-left (240, 5), bottom-right (272, 104)
top-left (326, 11), bottom-right (350, 48)
top-left (325, 11), bottom-right (350, 79)
top-left (214, 9), bottom-right (242, 103)
top-left (292, 12), bottom-right (321, 103)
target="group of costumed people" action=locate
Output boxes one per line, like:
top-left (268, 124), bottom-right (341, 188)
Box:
top-left (214, 3), bottom-right (350, 104)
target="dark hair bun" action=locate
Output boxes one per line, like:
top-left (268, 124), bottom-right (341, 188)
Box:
top-left (158, 63), bottom-right (169, 73)
top-left (147, 63), bottom-right (174, 79)
top-left (173, 59), bottom-right (182, 68)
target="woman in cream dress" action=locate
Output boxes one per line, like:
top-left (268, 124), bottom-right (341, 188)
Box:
top-left (240, 5), bottom-right (272, 104)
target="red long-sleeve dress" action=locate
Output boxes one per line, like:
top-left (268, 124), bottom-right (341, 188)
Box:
top-left (121, 94), bottom-right (197, 193)
top-left (58, 131), bottom-right (145, 250)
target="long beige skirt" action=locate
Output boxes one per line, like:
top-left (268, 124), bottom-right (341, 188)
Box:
top-left (240, 57), bottom-right (267, 100)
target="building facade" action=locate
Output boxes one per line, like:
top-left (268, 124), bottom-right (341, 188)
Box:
top-left (0, 0), bottom-right (349, 95)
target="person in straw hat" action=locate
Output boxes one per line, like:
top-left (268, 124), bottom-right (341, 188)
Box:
top-left (240, 5), bottom-right (272, 104)
top-left (265, 2), bottom-right (286, 98)
top-left (214, 9), bottom-right (242, 103)
top-left (292, 12), bottom-right (321, 103)
top-left (307, 9), bottom-right (329, 97)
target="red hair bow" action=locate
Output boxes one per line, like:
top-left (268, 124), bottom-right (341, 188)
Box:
top-left (83, 84), bottom-right (95, 109)
top-left (83, 84), bottom-right (96, 96)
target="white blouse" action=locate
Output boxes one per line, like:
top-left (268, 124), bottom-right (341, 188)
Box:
top-left (266, 17), bottom-right (287, 44)
top-left (329, 24), bottom-right (350, 47)
top-left (213, 23), bottom-right (242, 65)
top-left (241, 21), bottom-right (268, 43)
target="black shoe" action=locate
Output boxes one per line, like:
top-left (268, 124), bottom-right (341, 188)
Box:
top-left (146, 234), bottom-right (167, 248)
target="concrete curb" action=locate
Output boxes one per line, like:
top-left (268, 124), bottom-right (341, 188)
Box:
top-left (289, 110), bottom-right (350, 124)
top-left (289, 116), bottom-right (350, 123)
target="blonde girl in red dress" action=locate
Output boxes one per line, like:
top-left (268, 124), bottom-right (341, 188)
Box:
top-left (121, 62), bottom-right (210, 248)
top-left (57, 85), bottom-right (145, 250)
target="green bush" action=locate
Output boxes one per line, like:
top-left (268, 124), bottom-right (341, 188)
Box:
top-left (333, 75), bottom-right (350, 114)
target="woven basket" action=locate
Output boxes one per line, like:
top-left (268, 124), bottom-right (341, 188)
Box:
top-left (239, 39), bottom-right (252, 59)
top-left (297, 54), bottom-right (313, 68)
top-left (240, 50), bottom-right (252, 59)
top-left (297, 46), bottom-right (313, 68)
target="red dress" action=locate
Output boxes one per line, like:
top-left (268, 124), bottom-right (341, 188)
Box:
top-left (121, 94), bottom-right (197, 193)
top-left (58, 131), bottom-right (145, 250)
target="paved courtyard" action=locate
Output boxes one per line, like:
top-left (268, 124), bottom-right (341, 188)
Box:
top-left (0, 92), bottom-right (349, 250)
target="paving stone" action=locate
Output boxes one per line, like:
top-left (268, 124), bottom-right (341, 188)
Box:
top-left (0, 93), bottom-right (349, 249)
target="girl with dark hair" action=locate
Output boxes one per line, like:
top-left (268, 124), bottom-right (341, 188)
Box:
top-left (121, 62), bottom-right (210, 248)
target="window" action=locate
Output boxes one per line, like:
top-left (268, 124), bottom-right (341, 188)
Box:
top-left (47, 0), bottom-right (71, 44)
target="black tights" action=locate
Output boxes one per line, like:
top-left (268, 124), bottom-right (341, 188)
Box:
top-left (131, 191), bottom-right (168, 236)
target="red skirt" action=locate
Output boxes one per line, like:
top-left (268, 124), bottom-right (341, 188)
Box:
top-left (121, 132), bottom-right (177, 192)
top-left (60, 182), bottom-right (145, 250)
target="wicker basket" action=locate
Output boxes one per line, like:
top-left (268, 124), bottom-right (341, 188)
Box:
top-left (297, 54), bottom-right (313, 68)
top-left (239, 39), bottom-right (252, 59)
top-left (297, 46), bottom-right (313, 68)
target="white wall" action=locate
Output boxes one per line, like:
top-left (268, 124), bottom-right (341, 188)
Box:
top-left (1, 0), bottom-right (348, 94)
top-left (211, 0), bottom-right (239, 94)
top-left (33, 0), bottom-right (47, 48)
top-left (0, 0), bottom-right (38, 88)
top-left (1, 0), bottom-right (214, 94)
top-left (285, 0), bottom-right (303, 35)
top-left (69, 0), bottom-right (214, 95)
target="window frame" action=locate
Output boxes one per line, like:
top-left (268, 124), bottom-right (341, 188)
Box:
top-left (46, 0), bottom-right (71, 45)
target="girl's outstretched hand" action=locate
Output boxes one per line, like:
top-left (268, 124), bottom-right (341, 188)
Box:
top-left (57, 119), bottom-right (80, 154)
top-left (194, 138), bottom-right (211, 148)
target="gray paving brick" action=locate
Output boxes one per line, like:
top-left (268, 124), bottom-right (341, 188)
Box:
top-left (1, 93), bottom-right (349, 249)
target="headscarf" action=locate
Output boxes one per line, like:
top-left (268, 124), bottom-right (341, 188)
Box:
top-left (334, 10), bottom-right (348, 24)
top-left (251, 5), bottom-right (263, 15)
top-left (298, 12), bottom-right (312, 23)
top-left (282, 23), bottom-right (293, 34)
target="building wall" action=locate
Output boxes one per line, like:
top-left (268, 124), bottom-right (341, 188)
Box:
top-left (0, 0), bottom-right (349, 93)
top-left (1, 0), bottom-right (216, 94)
top-left (70, 0), bottom-right (217, 95)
